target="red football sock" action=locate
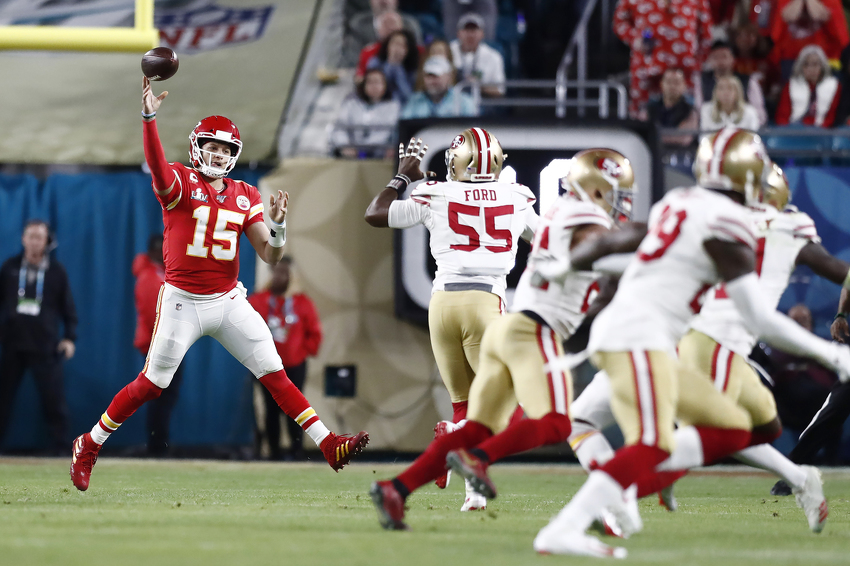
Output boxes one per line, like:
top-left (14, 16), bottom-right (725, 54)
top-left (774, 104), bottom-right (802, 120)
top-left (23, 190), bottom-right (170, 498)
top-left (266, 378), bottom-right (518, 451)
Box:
top-left (99, 372), bottom-right (163, 432)
top-left (696, 426), bottom-right (751, 465)
top-left (476, 412), bottom-right (571, 464)
top-left (259, 369), bottom-right (314, 424)
top-left (396, 420), bottom-right (492, 494)
top-left (635, 470), bottom-right (688, 499)
top-left (451, 401), bottom-right (468, 423)
top-left (599, 444), bottom-right (670, 489)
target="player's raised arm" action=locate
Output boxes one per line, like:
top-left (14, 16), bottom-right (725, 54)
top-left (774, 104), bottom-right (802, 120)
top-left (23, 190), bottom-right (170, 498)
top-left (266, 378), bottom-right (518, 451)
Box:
top-left (246, 190), bottom-right (289, 265)
top-left (706, 239), bottom-right (850, 382)
top-left (365, 138), bottom-right (427, 227)
top-left (141, 77), bottom-right (178, 206)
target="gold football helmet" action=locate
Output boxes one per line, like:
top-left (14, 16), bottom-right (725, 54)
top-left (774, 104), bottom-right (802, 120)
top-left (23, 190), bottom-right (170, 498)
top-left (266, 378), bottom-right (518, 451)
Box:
top-left (762, 162), bottom-right (791, 211)
top-left (560, 148), bottom-right (636, 223)
top-left (445, 128), bottom-right (506, 182)
top-left (693, 127), bottom-right (769, 206)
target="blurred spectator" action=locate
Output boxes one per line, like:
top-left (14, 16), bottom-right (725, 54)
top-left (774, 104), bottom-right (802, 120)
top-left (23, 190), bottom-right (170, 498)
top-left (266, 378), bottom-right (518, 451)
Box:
top-left (643, 68), bottom-right (700, 146)
top-left (368, 29), bottom-right (420, 104)
top-left (331, 68), bottom-right (401, 160)
top-left (0, 220), bottom-right (76, 455)
top-left (443, 0), bottom-right (498, 42)
top-left (450, 13), bottom-right (506, 98)
top-left (770, 0), bottom-right (849, 80)
top-left (732, 21), bottom-right (781, 102)
top-left (344, 0), bottom-right (422, 68)
top-left (614, 0), bottom-right (713, 118)
top-left (775, 44), bottom-right (841, 126)
top-left (401, 55), bottom-right (478, 118)
top-left (697, 40), bottom-right (767, 125)
top-left (415, 39), bottom-right (457, 91)
top-left (740, 0), bottom-right (779, 36)
top-left (132, 234), bottom-right (183, 456)
top-left (700, 75), bottom-right (762, 130)
top-left (249, 258), bottom-right (322, 461)
top-left (355, 11), bottom-right (405, 80)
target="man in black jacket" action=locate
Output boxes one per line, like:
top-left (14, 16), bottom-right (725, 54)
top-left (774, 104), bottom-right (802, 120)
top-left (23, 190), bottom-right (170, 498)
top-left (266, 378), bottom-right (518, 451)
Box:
top-left (0, 220), bottom-right (77, 454)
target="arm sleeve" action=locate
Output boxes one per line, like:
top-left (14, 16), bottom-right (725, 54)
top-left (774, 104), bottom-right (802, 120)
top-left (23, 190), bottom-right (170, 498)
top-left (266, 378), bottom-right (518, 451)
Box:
top-left (521, 207), bottom-right (539, 242)
top-left (301, 297), bottom-right (323, 357)
top-left (58, 265), bottom-right (78, 342)
top-left (726, 272), bottom-right (842, 369)
top-left (613, 0), bottom-right (637, 45)
top-left (143, 119), bottom-right (182, 208)
top-left (388, 198), bottom-right (430, 229)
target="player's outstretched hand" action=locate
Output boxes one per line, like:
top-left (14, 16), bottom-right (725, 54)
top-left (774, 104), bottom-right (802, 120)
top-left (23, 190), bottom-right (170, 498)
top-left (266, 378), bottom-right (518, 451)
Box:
top-left (397, 137), bottom-right (427, 183)
top-left (269, 190), bottom-right (288, 224)
top-left (831, 317), bottom-right (849, 344)
top-left (142, 76), bottom-right (168, 116)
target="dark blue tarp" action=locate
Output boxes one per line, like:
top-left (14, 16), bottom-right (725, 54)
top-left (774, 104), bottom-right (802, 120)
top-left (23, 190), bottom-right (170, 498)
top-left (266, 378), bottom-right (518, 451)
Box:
top-left (1, 168), bottom-right (263, 450)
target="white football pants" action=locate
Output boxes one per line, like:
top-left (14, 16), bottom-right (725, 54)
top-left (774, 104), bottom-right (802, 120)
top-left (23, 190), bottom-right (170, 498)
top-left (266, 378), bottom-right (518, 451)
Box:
top-left (143, 282), bottom-right (284, 388)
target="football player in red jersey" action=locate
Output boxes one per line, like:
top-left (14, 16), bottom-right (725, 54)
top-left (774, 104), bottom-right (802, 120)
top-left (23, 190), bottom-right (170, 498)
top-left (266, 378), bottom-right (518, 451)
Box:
top-left (69, 78), bottom-right (369, 491)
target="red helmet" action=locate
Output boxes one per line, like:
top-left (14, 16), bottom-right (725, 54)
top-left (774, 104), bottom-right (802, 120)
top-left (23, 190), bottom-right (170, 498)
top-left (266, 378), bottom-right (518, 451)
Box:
top-left (188, 115), bottom-right (243, 178)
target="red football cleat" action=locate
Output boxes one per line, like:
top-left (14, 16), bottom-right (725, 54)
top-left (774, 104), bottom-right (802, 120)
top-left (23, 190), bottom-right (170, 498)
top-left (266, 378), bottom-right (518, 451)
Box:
top-left (433, 421), bottom-right (457, 489)
top-left (320, 431), bottom-right (369, 471)
top-left (445, 448), bottom-right (497, 499)
top-left (370, 481), bottom-right (409, 530)
top-left (70, 433), bottom-right (101, 491)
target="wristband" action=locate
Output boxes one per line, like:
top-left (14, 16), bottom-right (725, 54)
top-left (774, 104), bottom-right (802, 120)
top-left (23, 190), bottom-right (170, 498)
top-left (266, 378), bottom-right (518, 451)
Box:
top-left (835, 312), bottom-right (847, 321)
top-left (269, 220), bottom-right (286, 248)
top-left (142, 110), bottom-right (156, 121)
top-left (386, 173), bottom-right (411, 193)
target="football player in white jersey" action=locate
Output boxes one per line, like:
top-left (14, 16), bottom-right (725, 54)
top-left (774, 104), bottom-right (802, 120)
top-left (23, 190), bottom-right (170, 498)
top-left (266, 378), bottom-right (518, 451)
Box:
top-left (368, 149), bottom-right (636, 531)
top-left (531, 127), bottom-right (850, 558)
top-left (567, 162), bottom-right (850, 534)
top-left (365, 131), bottom-right (537, 510)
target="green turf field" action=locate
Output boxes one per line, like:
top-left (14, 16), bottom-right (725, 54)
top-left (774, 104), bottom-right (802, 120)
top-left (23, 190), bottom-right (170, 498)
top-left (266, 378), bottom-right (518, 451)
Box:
top-left (0, 458), bottom-right (847, 566)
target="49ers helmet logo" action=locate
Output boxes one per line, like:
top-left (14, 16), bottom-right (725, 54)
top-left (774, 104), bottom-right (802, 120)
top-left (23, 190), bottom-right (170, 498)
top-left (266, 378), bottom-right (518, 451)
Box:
top-left (450, 134), bottom-right (464, 149)
top-left (596, 157), bottom-right (622, 177)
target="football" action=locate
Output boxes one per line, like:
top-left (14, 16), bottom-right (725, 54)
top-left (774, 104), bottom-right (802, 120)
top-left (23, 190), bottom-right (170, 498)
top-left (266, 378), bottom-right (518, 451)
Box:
top-left (141, 47), bottom-right (179, 81)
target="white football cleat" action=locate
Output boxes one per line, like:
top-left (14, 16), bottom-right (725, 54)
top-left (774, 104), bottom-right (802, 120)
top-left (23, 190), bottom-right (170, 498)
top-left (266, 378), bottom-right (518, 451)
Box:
top-left (793, 465), bottom-right (828, 533)
top-left (606, 484), bottom-right (642, 538)
top-left (534, 525), bottom-right (627, 559)
top-left (461, 484), bottom-right (488, 512)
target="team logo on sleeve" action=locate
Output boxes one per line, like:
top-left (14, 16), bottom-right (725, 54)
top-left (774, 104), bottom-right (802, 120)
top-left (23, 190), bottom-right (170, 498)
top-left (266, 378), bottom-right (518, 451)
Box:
top-left (596, 158), bottom-right (623, 178)
top-left (450, 135), bottom-right (464, 149)
top-left (191, 188), bottom-right (208, 202)
top-left (236, 195), bottom-right (250, 210)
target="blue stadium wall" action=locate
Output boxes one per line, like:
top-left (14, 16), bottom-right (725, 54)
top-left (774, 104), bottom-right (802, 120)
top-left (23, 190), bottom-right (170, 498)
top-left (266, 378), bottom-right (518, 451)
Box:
top-left (0, 169), bottom-right (263, 451)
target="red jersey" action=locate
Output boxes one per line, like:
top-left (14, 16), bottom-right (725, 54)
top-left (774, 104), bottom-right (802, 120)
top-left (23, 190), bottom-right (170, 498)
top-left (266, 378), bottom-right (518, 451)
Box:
top-left (770, 0), bottom-right (849, 62)
top-left (248, 290), bottom-right (322, 367)
top-left (143, 120), bottom-right (264, 294)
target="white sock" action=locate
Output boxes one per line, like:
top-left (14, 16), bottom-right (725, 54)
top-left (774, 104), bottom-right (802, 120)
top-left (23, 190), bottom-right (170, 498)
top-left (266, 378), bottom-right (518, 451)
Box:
top-left (548, 471), bottom-right (623, 533)
top-left (656, 426), bottom-right (704, 472)
top-left (89, 411), bottom-right (120, 445)
top-left (304, 420), bottom-right (331, 446)
top-left (89, 424), bottom-right (110, 445)
top-left (733, 444), bottom-right (807, 489)
top-left (572, 431), bottom-right (616, 472)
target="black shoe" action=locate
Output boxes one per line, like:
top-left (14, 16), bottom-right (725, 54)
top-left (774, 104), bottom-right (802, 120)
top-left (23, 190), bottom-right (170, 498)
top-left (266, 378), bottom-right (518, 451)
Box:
top-left (771, 480), bottom-right (792, 496)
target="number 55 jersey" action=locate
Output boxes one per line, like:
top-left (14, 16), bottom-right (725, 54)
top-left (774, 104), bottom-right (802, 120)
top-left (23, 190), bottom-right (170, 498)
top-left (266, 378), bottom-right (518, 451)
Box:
top-left (388, 179), bottom-right (538, 301)
top-left (588, 186), bottom-right (758, 356)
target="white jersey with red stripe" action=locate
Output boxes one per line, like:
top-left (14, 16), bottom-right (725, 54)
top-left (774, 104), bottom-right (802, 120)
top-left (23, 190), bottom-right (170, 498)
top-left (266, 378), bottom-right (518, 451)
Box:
top-left (690, 205), bottom-right (821, 356)
top-left (388, 179), bottom-right (538, 302)
top-left (512, 196), bottom-right (613, 339)
top-left (589, 186), bottom-right (757, 355)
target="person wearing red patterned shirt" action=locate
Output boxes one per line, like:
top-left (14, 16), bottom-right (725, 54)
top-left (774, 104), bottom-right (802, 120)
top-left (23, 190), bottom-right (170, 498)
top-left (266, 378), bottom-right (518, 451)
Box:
top-left (614, 0), bottom-right (713, 118)
top-left (68, 78), bottom-right (369, 492)
top-left (249, 258), bottom-right (323, 460)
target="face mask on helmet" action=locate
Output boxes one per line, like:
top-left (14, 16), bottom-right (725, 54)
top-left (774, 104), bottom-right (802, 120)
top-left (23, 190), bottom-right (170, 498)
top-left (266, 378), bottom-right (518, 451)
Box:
top-left (444, 128), bottom-right (506, 182)
top-left (560, 149), bottom-right (636, 225)
top-left (188, 116), bottom-right (243, 179)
